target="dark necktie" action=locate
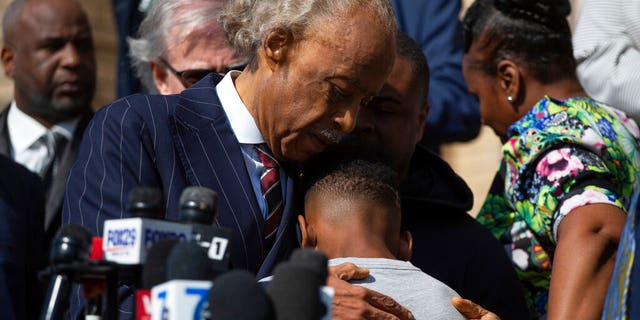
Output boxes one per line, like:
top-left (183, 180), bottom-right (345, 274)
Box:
top-left (42, 131), bottom-right (68, 193)
top-left (255, 145), bottom-right (284, 251)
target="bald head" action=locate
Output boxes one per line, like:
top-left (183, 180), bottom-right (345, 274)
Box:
top-left (3, 0), bottom-right (88, 43)
top-left (2, 0), bottom-right (25, 43)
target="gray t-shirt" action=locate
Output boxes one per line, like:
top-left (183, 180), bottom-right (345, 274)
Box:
top-left (329, 257), bottom-right (465, 320)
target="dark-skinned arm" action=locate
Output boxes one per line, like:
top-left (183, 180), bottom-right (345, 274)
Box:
top-left (547, 203), bottom-right (626, 319)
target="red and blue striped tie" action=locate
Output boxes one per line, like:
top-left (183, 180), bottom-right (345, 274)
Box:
top-left (256, 145), bottom-right (284, 251)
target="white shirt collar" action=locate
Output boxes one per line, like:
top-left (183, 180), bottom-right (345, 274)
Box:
top-left (7, 101), bottom-right (79, 154)
top-left (215, 71), bottom-right (264, 144)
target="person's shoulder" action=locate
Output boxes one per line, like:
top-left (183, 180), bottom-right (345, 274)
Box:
top-left (88, 93), bottom-right (184, 137)
top-left (96, 93), bottom-right (179, 118)
top-left (0, 155), bottom-right (42, 209)
top-left (0, 155), bottom-right (40, 188)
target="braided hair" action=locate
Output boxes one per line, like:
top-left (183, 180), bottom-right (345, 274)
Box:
top-left (462, 0), bottom-right (575, 84)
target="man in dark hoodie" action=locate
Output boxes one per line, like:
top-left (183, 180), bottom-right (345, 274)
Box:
top-left (353, 32), bottom-right (529, 320)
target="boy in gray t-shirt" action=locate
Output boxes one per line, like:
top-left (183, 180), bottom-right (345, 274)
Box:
top-left (298, 158), bottom-right (464, 320)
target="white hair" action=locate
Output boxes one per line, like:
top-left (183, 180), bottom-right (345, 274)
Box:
top-left (219, 0), bottom-right (397, 69)
top-left (127, 0), bottom-right (228, 92)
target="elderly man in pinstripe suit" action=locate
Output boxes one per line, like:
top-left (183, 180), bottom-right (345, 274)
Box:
top-left (62, 0), bottom-right (420, 319)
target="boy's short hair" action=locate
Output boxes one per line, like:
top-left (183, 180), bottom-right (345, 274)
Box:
top-left (303, 139), bottom-right (400, 215)
top-left (305, 159), bottom-right (400, 211)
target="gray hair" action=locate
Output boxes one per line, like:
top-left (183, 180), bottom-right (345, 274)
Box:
top-left (219, 0), bottom-right (397, 69)
top-left (127, 0), bottom-right (227, 93)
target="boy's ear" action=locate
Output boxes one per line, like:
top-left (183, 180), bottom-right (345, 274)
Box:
top-left (297, 214), bottom-right (316, 248)
top-left (397, 231), bottom-right (413, 261)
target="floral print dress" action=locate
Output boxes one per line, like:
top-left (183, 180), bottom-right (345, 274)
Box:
top-left (477, 96), bottom-right (640, 318)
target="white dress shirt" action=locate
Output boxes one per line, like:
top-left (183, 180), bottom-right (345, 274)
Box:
top-left (216, 71), bottom-right (286, 219)
top-left (7, 101), bottom-right (78, 176)
top-left (573, 0), bottom-right (640, 123)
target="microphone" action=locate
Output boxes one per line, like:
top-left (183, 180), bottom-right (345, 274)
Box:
top-left (84, 237), bottom-right (107, 320)
top-left (206, 270), bottom-right (274, 320)
top-left (103, 187), bottom-right (191, 265)
top-left (127, 187), bottom-right (164, 219)
top-left (151, 241), bottom-right (215, 320)
top-left (178, 186), bottom-right (232, 273)
top-left (179, 186), bottom-right (217, 224)
top-left (289, 249), bottom-right (328, 285)
top-left (142, 239), bottom-right (180, 288)
top-left (289, 249), bottom-right (334, 319)
top-left (41, 225), bottom-right (93, 320)
top-left (135, 239), bottom-right (179, 320)
top-left (166, 241), bottom-right (217, 281)
top-left (266, 253), bottom-right (327, 320)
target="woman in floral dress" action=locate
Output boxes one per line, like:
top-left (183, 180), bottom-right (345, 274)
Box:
top-left (461, 0), bottom-right (640, 319)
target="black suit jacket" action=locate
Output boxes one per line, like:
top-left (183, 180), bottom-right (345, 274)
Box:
top-left (0, 107), bottom-right (93, 243)
top-left (0, 154), bottom-right (45, 320)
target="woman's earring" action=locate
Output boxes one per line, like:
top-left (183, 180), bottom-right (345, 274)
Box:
top-left (507, 95), bottom-right (514, 103)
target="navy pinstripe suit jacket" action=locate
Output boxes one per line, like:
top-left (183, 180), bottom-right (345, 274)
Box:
top-left (62, 74), bottom-right (299, 317)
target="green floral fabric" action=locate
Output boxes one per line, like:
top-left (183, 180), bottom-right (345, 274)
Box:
top-left (477, 96), bottom-right (640, 318)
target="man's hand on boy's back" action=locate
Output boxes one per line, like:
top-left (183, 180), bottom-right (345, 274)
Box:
top-left (328, 262), bottom-right (415, 320)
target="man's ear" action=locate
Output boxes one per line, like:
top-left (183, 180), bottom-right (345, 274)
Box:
top-left (397, 230), bottom-right (413, 261)
top-left (414, 101), bottom-right (430, 144)
top-left (2, 46), bottom-right (15, 78)
top-left (262, 28), bottom-right (293, 71)
top-left (297, 214), bottom-right (316, 248)
top-left (496, 60), bottom-right (521, 107)
top-left (150, 60), bottom-right (171, 95)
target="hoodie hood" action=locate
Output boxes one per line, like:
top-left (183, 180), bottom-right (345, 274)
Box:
top-left (400, 145), bottom-right (474, 220)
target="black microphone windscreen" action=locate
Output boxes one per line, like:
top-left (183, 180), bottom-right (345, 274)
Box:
top-left (50, 224), bottom-right (93, 265)
top-left (267, 263), bottom-right (324, 320)
top-left (127, 186), bottom-right (164, 219)
top-left (208, 270), bottom-right (274, 320)
top-left (179, 186), bottom-right (218, 224)
top-left (142, 238), bottom-right (179, 288)
top-left (290, 248), bottom-right (328, 285)
top-left (166, 241), bottom-right (214, 280)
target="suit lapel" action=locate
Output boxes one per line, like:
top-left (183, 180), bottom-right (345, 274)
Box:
top-left (44, 111), bottom-right (93, 230)
top-left (0, 108), bottom-right (11, 157)
top-left (169, 75), bottom-right (268, 272)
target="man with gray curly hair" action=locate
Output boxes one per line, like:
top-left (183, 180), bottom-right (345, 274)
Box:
top-left (128, 0), bottom-right (247, 94)
top-left (64, 0), bottom-right (415, 318)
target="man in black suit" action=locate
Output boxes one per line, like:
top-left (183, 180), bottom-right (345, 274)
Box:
top-left (0, 0), bottom-right (95, 246)
top-left (0, 154), bottom-right (45, 320)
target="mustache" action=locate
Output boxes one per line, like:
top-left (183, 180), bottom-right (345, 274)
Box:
top-left (318, 128), bottom-right (340, 144)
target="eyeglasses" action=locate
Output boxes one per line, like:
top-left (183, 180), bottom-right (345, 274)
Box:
top-left (160, 58), bottom-right (247, 88)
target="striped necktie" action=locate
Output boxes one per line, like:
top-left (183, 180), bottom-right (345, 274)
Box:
top-left (255, 145), bottom-right (284, 250)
